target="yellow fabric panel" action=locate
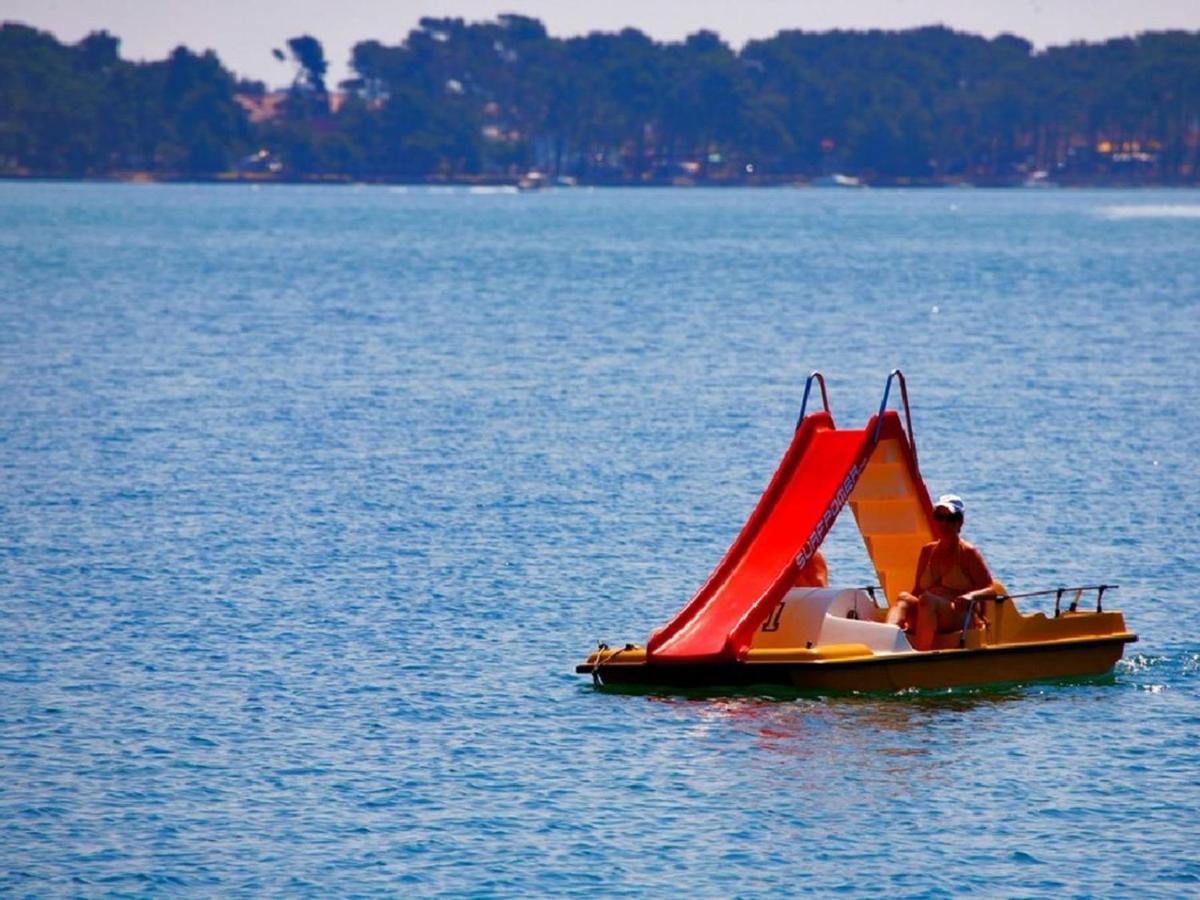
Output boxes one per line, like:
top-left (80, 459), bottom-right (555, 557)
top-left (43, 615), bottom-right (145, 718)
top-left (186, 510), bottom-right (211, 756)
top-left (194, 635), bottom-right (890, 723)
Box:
top-left (847, 461), bottom-right (910, 499)
top-left (850, 498), bottom-right (923, 534)
top-left (863, 533), bottom-right (924, 571)
top-left (851, 438), bottom-right (933, 604)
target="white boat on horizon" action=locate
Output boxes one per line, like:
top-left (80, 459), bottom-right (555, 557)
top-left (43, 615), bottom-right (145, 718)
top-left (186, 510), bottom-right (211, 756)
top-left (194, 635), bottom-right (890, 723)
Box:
top-left (812, 173), bottom-right (865, 188)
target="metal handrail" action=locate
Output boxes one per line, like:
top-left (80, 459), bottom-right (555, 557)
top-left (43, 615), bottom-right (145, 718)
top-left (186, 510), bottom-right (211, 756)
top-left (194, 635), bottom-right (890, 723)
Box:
top-left (957, 589), bottom-right (1008, 647)
top-left (795, 371), bottom-right (831, 429)
top-left (954, 584), bottom-right (1117, 646)
top-left (986, 584), bottom-right (1117, 616)
top-left (994, 584), bottom-right (1118, 617)
top-left (872, 368), bottom-right (917, 465)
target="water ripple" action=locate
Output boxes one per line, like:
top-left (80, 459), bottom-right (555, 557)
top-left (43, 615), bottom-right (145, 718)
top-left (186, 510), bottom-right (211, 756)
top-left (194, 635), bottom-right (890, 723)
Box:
top-left (1, 183), bottom-right (1198, 895)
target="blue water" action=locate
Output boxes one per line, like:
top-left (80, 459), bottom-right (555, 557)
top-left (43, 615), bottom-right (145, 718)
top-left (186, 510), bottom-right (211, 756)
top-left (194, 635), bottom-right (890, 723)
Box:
top-left (1, 183), bottom-right (1198, 895)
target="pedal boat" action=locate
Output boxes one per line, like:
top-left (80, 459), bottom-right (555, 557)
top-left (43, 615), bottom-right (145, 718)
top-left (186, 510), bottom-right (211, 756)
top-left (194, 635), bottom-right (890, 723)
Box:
top-left (577, 372), bottom-right (1137, 692)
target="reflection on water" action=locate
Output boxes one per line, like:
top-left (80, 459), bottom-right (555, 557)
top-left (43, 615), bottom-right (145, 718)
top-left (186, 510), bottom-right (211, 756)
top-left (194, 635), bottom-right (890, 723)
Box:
top-left (1096, 203), bottom-right (1200, 219)
top-left (601, 673), bottom-right (1114, 709)
top-left (609, 675), bottom-right (1142, 795)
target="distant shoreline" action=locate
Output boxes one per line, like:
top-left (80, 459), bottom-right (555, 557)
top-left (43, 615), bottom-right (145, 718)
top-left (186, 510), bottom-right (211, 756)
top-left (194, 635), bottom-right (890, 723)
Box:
top-left (7, 21), bottom-right (1199, 191)
top-left (3, 172), bottom-right (1197, 189)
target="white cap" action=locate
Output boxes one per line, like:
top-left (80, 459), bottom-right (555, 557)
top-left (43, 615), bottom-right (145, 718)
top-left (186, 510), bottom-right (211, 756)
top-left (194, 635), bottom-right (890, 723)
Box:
top-left (934, 494), bottom-right (965, 517)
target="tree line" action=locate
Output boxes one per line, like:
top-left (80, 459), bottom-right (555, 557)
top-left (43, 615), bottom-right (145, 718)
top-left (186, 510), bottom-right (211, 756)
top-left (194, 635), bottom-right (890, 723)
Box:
top-left (2, 17), bottom-right (1199, 184)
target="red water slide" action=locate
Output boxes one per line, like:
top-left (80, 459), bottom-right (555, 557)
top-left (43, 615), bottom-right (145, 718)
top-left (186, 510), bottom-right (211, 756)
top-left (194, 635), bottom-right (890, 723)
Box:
top-left (645, 411), bottom-right (890, 664)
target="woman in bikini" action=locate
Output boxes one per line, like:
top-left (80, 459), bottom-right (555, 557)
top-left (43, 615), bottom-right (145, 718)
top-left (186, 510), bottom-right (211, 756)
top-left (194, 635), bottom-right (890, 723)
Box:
top-left (886, 494), bottom-right (994, 650)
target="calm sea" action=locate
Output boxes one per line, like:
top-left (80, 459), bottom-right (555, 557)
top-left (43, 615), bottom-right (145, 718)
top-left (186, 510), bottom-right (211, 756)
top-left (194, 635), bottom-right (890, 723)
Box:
top-left (1, 183), bottom-right (1198, 896)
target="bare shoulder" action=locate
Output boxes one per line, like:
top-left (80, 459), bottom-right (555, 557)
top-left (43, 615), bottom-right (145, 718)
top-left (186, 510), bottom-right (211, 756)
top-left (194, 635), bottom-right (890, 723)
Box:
top-left (960, 540), bottom-right (991, 572)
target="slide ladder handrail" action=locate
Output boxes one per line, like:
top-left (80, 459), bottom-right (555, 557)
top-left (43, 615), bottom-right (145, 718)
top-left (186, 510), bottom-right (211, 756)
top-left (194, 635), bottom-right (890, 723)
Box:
top-left (794, 371), bottom-right (831, 429)
top-left (873, 368), bottom-right (917, 466)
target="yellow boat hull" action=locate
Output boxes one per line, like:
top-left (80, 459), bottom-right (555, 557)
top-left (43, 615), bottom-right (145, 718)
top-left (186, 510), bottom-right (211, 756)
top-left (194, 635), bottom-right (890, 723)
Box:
top-left (577, 633), bottom-right (1137, 692)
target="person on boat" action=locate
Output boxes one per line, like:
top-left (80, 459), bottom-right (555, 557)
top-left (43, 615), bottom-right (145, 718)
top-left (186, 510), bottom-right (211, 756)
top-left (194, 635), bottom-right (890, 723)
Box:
top-left (794, 549), bottom-right (828, 587)
top-left (886, 494), bottom-right (994, 649)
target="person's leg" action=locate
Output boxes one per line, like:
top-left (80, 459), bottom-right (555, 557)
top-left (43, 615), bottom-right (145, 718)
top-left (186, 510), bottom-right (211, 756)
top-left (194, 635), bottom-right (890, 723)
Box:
top-left (915, 593), bottom-right (955, 650)
top-left (933, 595), bottom-right (965, 632)
top-left (888, 593), bottom-right (916, 630)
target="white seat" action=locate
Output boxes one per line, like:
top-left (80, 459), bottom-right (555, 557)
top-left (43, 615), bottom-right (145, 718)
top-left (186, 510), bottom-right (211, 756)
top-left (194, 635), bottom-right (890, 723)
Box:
top-left (819, 614), bottom-right (914, 653)
top-left (751, 587), bottom-right (914, 653)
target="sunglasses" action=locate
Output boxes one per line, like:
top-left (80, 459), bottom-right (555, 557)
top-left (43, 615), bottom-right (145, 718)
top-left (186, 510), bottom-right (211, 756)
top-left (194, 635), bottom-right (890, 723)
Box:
top-left (933, 511), bottom-right (962, 522)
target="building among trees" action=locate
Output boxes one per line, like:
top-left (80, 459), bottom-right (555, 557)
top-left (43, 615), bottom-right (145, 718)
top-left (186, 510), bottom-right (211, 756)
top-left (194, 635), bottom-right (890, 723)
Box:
top-left (2, 17), bottom-right (1198, 184)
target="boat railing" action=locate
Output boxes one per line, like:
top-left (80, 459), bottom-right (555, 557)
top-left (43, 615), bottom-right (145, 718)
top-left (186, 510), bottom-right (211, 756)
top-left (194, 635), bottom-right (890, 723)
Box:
top-left (872, 368), bottom-right (917, 465)
top-left (995, 584), bottom-right (1118, 617)
top-left (795, 371), bottom-right (831, 429)
top-left (957, 584), bottom-right (1117, 648)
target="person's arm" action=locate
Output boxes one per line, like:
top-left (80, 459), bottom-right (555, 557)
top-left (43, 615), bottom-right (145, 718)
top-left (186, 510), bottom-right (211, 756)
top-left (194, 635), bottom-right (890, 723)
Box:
top-left (910, 544), bottom-right (933, 595)
top-left (812, 550), bottom-right (828, 587)
top-left (962, 544), bottom-right (993, 594)
top-left (953, 546), bottom-right (997, 626)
